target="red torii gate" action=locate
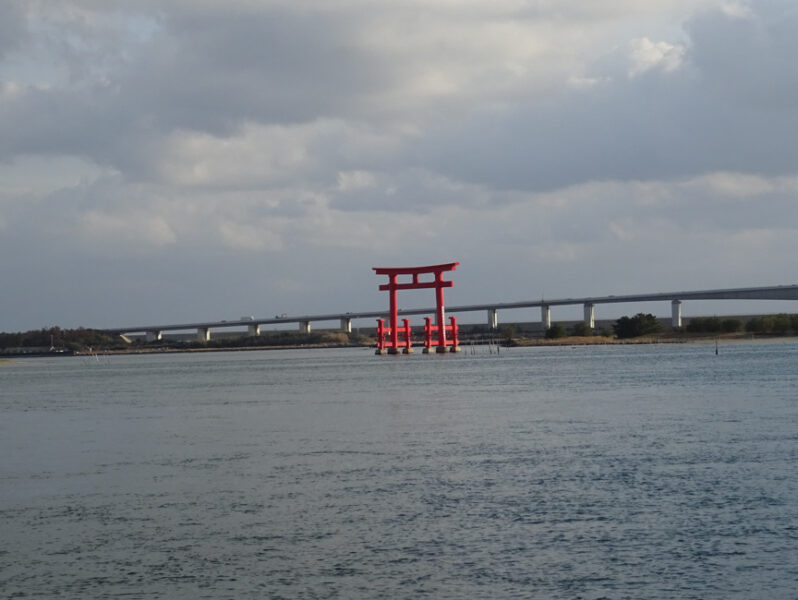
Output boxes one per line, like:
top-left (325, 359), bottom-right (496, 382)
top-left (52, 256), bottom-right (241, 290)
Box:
top-left (373, 262), bottom-right (461, 355)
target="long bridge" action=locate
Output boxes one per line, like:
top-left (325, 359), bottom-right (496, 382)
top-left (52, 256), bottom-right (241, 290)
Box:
top-left (106, 284), bottom-right (798, 342)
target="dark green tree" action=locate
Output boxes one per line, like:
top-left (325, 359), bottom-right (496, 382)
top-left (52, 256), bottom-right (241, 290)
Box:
top-left (687, 317), bottom-right (721, 333)
top-left (771, 314), bottom-right (791, 334)
top-left (571, 321), bottom-right (592, 337)
top-left (745, 316), bottom-right (765, 333)
top-left (613, 313), bottom-right (662, 339)
top-left (721, 318), bottom-right (743, 333)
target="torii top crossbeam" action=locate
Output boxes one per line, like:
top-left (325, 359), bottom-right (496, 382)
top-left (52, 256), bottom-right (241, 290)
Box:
top-left (373, 262), bottom-right (460, 275)
top-left (373, 262), bottom-right (459, 291)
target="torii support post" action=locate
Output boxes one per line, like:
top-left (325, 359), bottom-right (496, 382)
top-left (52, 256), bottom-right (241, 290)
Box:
top-left (374, 262), bottom-right (459, 355)
top-left (422, 315), bottom-right (460, 353)
top-left (402, 318), bottom-right (413, 354)
top-left (375, 317), bottom-right (412, 355)
top-left (375, 318), bottom-right (389, 355)
top-left (449, 316), bottom-right (460, 352)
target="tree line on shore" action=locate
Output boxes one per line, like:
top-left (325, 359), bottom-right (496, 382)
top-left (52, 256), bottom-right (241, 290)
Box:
top-left (544, 313), bottom-right (798, 340)
top-left (3, 313), bottom-right (798, 351)
top-left (0, 327), bottom-right (366, 352)
top-left (0, 327), bottom-right (120, 351)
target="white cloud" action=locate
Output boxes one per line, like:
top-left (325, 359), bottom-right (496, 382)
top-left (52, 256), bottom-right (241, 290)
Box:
top-left (337, 170), bottom-right (377, 192)
top-left (720, 2), bottom-right (753, 19)
top-left (155, 125), bottom-right (311, 187)
top-left (628, 37), bottom-right (686, 77)
top-left (567, 75), bottom-right (606, 89)
top-left (687, 171), bottom-right (775, 197)
top-left (0, 81), bottom-right (24, 98)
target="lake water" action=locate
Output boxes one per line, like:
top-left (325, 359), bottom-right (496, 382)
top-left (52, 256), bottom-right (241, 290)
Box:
top-left (1, 342), bottom-right (797, 599)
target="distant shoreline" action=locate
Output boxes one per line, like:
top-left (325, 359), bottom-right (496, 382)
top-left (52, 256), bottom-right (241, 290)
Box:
top-left (3, 332), bottom-right (796, 360)
top-left (69, 332), bottom-right (798, 356)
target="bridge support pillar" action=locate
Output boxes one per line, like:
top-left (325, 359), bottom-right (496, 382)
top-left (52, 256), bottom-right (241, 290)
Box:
top-left (247, 323), bottom-right (261, 337)
top-left (300, 320), bottom-right (312, 334)
top-left (671, 300), bottom-right (682, 328)
top-left (488, 308), bottom-right (498, 330)
top-left (541, 305), bottom-right (551, 329)
top-left (145, 330), bottom-right (162, 342)
top-left (196, 327), bottom-right (210, 343)
top-left (340, 317), bottom-right (352, 333)
top-left (583, 303), bottom-right (595, 329)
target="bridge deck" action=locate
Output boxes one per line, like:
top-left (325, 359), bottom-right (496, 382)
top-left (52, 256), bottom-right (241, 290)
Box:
top-left (106, 284), bottom-right (798, 334)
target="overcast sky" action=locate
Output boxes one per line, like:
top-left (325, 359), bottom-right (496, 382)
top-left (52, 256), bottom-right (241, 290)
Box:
top-left (2, 0), bottom-right (798, 331)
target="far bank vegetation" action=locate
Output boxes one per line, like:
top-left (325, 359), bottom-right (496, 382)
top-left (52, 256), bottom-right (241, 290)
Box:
top-left (3, 313), bottom-right (798, 353)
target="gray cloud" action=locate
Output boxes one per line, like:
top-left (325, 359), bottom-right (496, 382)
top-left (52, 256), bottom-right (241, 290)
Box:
top-left (3, 0), bottom-right (798, 330)
top-left (0, 2), bottom-right (26, 59)
top-left (416, 2), bottom-right (798, 192)
top-left (123, 8), bottom-right (391, 131)
top-left (688, 1), bottom-right (798, 111)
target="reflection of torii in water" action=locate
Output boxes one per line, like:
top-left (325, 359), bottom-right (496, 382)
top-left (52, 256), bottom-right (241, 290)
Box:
top-left (373, 262), bottom-right (461, 355)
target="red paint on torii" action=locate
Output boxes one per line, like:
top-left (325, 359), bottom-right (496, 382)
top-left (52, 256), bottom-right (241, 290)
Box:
top-left (373, 262), bottom-right (460, 354)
